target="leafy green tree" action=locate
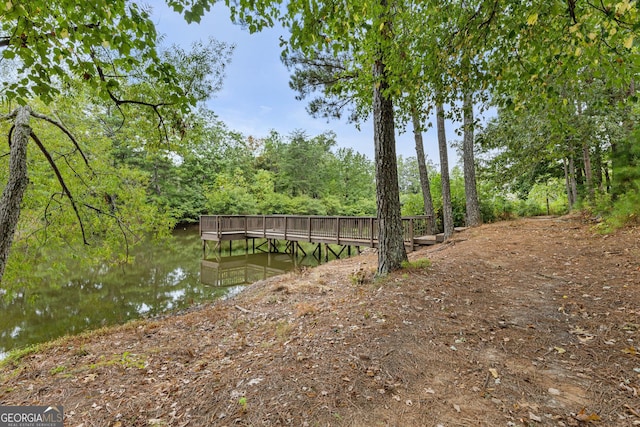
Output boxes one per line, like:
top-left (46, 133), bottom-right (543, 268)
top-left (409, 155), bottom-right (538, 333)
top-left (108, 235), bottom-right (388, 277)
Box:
top-left (136, 109), bottom-right (245, 223)
top-left (281, 0), bottom-right (493, 238)
top-left (479, 0), bottom-right (637, 211)
top-left (279, 130), bottom-right (335, 198)
top-left (205, 170), bottom-right (257, 215)
top-left (0, 97), bottom-right (174, 292)
top-left (401, 166), bottom-right (469, 229)
top-left (328, 147), bottom-right (375, 208)
top-left (526, 178), bottom-right (569, 216)
top-left (285, 49), bottom-right (366, 124)
top-left (477, 110), bottom-right (564, 195)
top-left (0, 0), bottom-right (224, 284)
top-left (599, 125), bottom-right (640, 229)
top-left (397, 156), bottom-right (421, 195)
top-left (253, 130), bottom-right (285, 190)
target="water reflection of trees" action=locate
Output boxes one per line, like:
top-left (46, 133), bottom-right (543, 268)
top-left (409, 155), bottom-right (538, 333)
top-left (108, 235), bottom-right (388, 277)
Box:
top-left (0, 232), bottom-right (327, 357)
top-left (0, 230), bottom-right (221, 356)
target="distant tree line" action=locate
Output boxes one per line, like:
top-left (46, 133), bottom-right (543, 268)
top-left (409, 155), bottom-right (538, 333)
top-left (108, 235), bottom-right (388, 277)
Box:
top-left (116, 114), bottom-right (378, 222)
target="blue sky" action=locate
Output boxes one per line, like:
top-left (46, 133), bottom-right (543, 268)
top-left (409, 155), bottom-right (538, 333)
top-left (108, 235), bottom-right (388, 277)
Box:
top-left (152, 2), bottom-right (471, 164)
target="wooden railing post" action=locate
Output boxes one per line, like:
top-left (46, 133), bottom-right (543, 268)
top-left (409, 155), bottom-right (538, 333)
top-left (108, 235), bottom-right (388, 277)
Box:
top-left (409, 217), bottom-right (414, 251)
top-left (308, 216), bottom-right (312, 242)
top-left (284, 215), bottom-right (288, 240)
top-left (369, 217), bottom-right (374, 247)
top-left (217, 215), bottom-right (221, 240)
top-left (336, 217), bottom-right (341, 245)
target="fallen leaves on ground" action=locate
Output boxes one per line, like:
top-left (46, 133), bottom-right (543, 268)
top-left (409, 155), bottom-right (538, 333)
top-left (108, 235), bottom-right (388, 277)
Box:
top-left (1, 215), bottom-right (639, 426)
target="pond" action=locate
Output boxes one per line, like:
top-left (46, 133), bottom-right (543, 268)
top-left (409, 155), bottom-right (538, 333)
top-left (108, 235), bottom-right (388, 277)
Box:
top-left (0, 229), bottom-right (331, 359)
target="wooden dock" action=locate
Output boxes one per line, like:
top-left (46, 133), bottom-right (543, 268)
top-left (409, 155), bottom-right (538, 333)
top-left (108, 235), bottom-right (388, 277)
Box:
top-left (200, 215), bottom-right (446, 259)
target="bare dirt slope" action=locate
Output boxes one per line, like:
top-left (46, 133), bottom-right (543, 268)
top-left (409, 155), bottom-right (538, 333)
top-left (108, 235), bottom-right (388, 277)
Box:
top-left (1, 215), bottom-right (639, 426)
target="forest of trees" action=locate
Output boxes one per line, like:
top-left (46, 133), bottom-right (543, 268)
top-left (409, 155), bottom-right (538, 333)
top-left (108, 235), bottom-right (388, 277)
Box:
top-left (0, 0), bottom-right (638, 287)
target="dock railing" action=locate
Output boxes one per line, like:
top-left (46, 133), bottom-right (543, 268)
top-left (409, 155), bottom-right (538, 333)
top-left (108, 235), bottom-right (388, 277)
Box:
top-left (200, 215), bottom-right (431, 248)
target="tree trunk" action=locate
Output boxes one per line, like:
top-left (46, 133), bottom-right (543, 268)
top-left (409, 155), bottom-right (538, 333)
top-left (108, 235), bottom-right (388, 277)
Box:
top-left (582, 142), bottom-right (594, 200)
top-left (462, 91), bottom-right (482, 227)
top-left (576, 160), bottom-right (584, 188)
top-left (610, 140), bottom-right (622, 200)
top-left (576, 101), bottom-right (594, 201)
top-left (372, 0), bottom-right (406, 275)
top-left (563, 157), bottom-right (574, 210)
top-left (436, 101), bottom-right (454, 240)
top-left (604, 161), bottom-right (611, 194)
top-left (569, 155), bottom-right (578, 205)
top-left (411, 110), bottom-right (436, 235)
top-left (373, 58), bottom-right (407, 274)
top-left (0, 106), bottom-right (31, 284)
top-left (593, 142), bottom-right (603, 192)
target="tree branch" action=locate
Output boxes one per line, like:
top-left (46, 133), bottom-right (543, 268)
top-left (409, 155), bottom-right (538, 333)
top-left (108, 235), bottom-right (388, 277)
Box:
top-left (82, 202), bottom-right (133, 261)
top-left (0, 25), bottom-right (20, 49)
top-left (92, 51), bottom-right (172, 142)
top-left (44, 192), bottom-right (65, 229)
top-left (30, 131), bottom-right (89, 245)
top-left (57, 151), bottom-right (92, 188)
top-left (568, 0), bottom-right (578, 24)
top-left (30, 110), bottom-right (92, 169)
top-left (479, 0), bottom-right (499, 30)
top-left (0, 110), bottom-right (17, 121)
top-left (0, 23), bottom-right (101, 49)
top-left (586, 0), bottom-right (635, 28)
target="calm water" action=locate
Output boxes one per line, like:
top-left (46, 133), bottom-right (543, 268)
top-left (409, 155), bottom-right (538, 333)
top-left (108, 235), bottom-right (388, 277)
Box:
top-left (0, 229), bottom-right (325, 358)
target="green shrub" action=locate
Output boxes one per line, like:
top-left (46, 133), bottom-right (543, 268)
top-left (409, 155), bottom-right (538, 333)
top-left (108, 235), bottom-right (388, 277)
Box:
top-left (601, 187), bottom-right (640, 231)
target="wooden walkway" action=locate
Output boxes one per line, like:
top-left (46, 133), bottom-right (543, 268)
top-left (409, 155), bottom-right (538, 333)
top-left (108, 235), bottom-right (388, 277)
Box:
top-left (200, 215), bottom-right (445, 258)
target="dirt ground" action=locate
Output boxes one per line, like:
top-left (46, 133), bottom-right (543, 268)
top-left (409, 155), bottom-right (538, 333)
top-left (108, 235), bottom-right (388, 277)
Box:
top-left (1, 214), bottom-right (640, 426)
